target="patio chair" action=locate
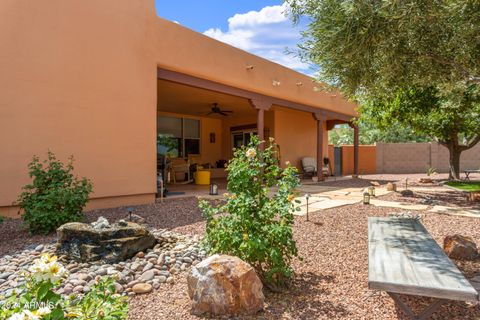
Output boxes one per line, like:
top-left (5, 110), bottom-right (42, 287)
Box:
top-left (301, 157), bottom-right (317, 177)
top-left (301, 157), bottom-right (329, 178)
top-left (168, 158), bottom-right (193, 184)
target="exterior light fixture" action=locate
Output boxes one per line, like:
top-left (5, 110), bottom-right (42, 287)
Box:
top-left (405, 178), bottom-right (409, 190)
top-left (305, 193), bottom-right (311, 221)
top-left (245, 65), bottom-right (254, 70)
top-left (272, 80), bottom-right (281, 87)
top-left (296, 82), bottom-right (303, 86)
top-left (363, 192), bottom-right (370, 205)
top-left (127, 207), bottom-right (134, 221)
top-left (313, 86), bottom-right (321, 92)
top-left (209, 183), bottom-right (218, 195)
top-left (368, 186), bottom-right (375, 197)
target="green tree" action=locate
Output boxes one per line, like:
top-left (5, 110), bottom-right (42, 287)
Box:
top-left (329, 122), bottom-right (429, 146)
top-left (286, 0), bottom-right (480, 179)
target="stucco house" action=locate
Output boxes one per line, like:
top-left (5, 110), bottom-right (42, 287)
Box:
top-left (0, 0), bottom-right (358, 217)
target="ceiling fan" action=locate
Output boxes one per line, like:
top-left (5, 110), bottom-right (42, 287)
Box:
top-left (206, 103), bottom-right (233, 116)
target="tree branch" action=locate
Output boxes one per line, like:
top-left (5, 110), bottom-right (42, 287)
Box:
top-left (466, 134), bottom-right (480, 149)
top-left (423, 53), bottom-right (479, 84)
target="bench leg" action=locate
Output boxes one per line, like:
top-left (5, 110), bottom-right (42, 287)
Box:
top-left (387, 292), bottom-right (446, 320)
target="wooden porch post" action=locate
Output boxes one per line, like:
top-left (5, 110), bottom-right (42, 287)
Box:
top-left (257, 108), bottom-right (265, 142)
top-left (313, 113), bottom-right (325, 181)
top-left (353, 123), bottom-right (359, 177)
top-left (249, 99), bottom-right (271, 150)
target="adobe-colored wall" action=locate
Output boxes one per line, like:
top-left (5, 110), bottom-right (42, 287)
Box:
top-left (341, 145), bottom-right (376, 175)
top-left (0, 1), bottom-right (158, 217)
top-left (274, 107), bottom-right (329, 170)
top-left (151, 21), bottom-right (357, 118)
top-left (0, 0), bottom-right (356, 217)
top-left (376, 142), bottom-right (480, 173)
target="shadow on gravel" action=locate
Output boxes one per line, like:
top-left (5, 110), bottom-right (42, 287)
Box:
top-left (263, 272), bottom-right (349, 319)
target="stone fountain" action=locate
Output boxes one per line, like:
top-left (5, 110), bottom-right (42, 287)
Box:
top-left (56, 217), bottom-right (156, 263)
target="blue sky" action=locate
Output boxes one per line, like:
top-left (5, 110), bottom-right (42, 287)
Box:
top-left (154, 1), bottom-right (312, 75)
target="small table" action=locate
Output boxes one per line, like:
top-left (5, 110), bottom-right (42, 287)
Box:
top-left (465, 169), bottom-right (480, 180)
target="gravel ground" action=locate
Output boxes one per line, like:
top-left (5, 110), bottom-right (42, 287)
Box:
top-left (127, 198), bottom-right (480, 320)
top-left (1, 178), bottom-right (479, 319)
top-left (0, 197), bottom-right (205, 257)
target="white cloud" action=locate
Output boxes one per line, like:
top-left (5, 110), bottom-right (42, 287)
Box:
top-left (203, 4), bottom-right (312, 74)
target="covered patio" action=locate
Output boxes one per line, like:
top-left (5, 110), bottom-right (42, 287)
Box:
top-left (156, 68), bottom-right (360, 197)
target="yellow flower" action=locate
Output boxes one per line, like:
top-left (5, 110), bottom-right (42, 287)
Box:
top-left (287, 194), bottom-right (295, 202)
top-left (223, 193), bottom-right (229, 198)
top-left (243, 233), bottom-right (249, 241)
top-left (245, 148), bottom-right (256, 159)
top-left (285, 161), bottom-right (291, 166)
top-left (29, 253), bottom-right (67, 282)
top-left (231, 194), bottom-right (237, 200)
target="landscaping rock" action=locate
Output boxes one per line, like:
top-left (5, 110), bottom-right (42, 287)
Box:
top-left (0, 228), bottom-right (206, 301)
top-left (469, 191), bottom-right (480, 202)
top-left (187, 254), bottom-right (264, 316)
top-left (419, 178), bottom-right (434, 184)
top-left (386, 182), bottom-right (397, 192)
top-left (444, 235), bottom-right (478, 261)
top-left (400, 189), bottom-right (414, 197)
top-left (56, 218), bottom-right (156, 263)
top-left (132, 283), bottom-right (152, 294)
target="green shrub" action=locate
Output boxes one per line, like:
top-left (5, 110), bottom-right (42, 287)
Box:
top-left (17, 151), bottom-right (93, 235)
top-left (199, 136), bottom-right (300, 288)
top-left (0, 253), bottom-right (128, 320)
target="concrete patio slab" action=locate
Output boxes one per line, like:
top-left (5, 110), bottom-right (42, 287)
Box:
top-left (370, 199), bottom-right (429, 211)
top-left (309, 198), bottom-right (360, 210)
top-left (293, 196), bottom-right (328, 207)
top-left (428, 206), bottom-right (480, 218)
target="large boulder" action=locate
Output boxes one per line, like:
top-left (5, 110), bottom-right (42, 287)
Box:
top-left (187, 254), bottom-right (264, 316)
top-left (56, 217), bottom-right (156, 263)
top-left (444, 235), bottom-right (478, 261)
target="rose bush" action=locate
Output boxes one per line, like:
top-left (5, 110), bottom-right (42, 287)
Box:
top-left (199, 136), bottom-right (300, 288)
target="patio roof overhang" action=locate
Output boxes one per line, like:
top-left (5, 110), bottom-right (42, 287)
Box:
top-left (157, 68), bottom-right (353, 123)
top-left (157, 68), bottom-right (360, 179)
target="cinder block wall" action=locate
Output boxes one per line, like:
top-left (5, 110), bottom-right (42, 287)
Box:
top-left (376, 142), bottom-right (480, 173)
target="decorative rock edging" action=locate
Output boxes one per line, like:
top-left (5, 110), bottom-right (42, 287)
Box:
top-left (0, 229), bottom-right (206, 301)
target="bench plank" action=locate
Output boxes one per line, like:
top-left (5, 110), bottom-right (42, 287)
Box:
top-left (368, 217), bottom-right (478, 302)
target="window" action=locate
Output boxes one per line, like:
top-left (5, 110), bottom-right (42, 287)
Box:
top-left (157, 116), bottom-right (200, 157)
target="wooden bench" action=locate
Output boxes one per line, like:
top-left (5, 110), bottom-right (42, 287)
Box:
top-left (368, 217), bottom-right (479, 320)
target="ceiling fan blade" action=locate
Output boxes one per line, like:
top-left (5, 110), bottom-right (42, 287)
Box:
top-left (222, 110), bottom-right (234, 113)
top-left (219, 111), bottom-right (229, 116)
top-left (206, 112), bottom-right (214, 115)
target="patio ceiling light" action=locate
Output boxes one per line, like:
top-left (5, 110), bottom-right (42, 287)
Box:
top-left (296, 82), bottom-right (303, 86)
top-left (272, 80), bottom-right (281, 87)
top-left (245, 65), bottom-right (254, 70)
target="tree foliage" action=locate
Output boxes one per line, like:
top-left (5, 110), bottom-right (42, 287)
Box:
top-left (329, 122), bottom-right (429, 146)
top-left (285, 0), bottom-right (480, 178)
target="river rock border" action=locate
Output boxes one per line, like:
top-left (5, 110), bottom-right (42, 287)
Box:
top-left (0, 228), bottom-right (206, 299)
